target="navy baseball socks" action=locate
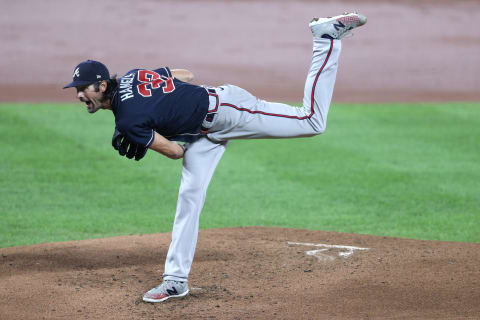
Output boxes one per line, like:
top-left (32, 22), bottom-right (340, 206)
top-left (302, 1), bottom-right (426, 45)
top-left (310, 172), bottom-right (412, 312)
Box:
top-left (309, 12), bottom-right (367, 39)
top-left (143, 280), bottom-right (189, 303)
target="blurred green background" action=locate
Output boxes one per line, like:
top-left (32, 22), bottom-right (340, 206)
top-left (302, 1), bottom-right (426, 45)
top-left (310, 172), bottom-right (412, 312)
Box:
top-left (1, 103), bottom-right (479, 247)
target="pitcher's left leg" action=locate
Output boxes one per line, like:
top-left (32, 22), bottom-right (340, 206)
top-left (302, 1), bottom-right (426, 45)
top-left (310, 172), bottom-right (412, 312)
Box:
top-left (163, 137), bottom-right (228, 281)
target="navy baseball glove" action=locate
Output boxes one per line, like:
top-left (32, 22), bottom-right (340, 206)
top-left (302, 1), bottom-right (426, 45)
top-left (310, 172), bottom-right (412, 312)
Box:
top-left (112, 128), bottom-right (148, 161)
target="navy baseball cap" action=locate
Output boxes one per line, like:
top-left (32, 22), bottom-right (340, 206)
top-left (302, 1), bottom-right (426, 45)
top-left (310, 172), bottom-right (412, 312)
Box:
top-left (63, 60), bottom-right (110, 89)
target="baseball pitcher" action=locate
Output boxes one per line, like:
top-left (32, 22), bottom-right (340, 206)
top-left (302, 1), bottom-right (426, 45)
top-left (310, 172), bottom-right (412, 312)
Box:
top-left (63, 12), bottom-right (367, 303)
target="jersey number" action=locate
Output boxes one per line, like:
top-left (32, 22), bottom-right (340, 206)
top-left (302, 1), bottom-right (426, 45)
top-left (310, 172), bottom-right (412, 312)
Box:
top-left (137, 70), bottom-right (175, 97)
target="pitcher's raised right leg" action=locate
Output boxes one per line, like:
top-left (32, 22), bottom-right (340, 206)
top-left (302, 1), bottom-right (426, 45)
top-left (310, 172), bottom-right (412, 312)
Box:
top-left (206, 38), bottom-right (341, 141)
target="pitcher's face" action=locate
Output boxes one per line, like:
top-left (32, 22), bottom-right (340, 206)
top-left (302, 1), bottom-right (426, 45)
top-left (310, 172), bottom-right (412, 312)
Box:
top-left (76, 82), bottom-right (108, 114)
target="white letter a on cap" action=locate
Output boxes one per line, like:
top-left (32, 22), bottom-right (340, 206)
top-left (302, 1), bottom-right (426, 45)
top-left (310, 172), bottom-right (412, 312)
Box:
top-left (73, 67), bottom-right (80, 78)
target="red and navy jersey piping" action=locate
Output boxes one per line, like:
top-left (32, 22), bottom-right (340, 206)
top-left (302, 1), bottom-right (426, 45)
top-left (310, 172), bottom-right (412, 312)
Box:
top-left (219, 39), bottom-right (333, 120)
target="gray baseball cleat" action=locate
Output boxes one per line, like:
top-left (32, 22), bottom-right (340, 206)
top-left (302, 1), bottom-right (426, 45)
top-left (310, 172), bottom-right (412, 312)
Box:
top-left (143, 280), bottom-right (189, 303)
top-left (309, 12), bottom-right (367, 39)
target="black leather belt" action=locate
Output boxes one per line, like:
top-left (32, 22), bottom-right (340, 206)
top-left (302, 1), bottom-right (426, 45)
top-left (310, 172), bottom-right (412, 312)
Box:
top-left (201, 88), bottom-right (219, 134)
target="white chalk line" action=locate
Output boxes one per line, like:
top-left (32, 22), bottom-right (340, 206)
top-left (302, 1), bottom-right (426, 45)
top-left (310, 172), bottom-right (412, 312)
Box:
top-left (287, 241), bottom-right (369, 260)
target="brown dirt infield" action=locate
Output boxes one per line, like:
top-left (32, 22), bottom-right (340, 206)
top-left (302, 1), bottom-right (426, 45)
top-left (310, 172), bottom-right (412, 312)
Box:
top-left (1, 227), bottom-right (480, 319)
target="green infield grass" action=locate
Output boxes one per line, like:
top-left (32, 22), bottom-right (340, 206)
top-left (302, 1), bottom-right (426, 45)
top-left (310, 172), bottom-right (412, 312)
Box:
top-left (1, 102), bottom-right (479, 247)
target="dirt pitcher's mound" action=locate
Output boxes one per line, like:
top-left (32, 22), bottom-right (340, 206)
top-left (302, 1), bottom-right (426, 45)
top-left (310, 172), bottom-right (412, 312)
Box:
top-left (1, 227), bottom-right (479, 319)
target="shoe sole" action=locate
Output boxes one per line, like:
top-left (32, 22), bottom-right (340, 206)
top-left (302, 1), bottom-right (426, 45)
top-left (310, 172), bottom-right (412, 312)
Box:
top-left (142, 289), bottom-right (189, 303)
top-left (309, 16), bottom-right (339, 28)
top-left (309, 13), bottom-right (367, 29)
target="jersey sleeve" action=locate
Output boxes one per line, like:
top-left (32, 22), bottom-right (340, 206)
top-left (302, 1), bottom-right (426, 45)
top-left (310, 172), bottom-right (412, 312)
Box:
top-left (117, 121), bottom-right (155, 148)
top-left (153, 67), bottom-right (172, 78)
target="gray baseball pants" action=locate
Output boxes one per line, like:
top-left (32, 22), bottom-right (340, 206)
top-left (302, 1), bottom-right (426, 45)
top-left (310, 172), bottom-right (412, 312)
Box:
top-left (163, 38), bottom-right (341, 281)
